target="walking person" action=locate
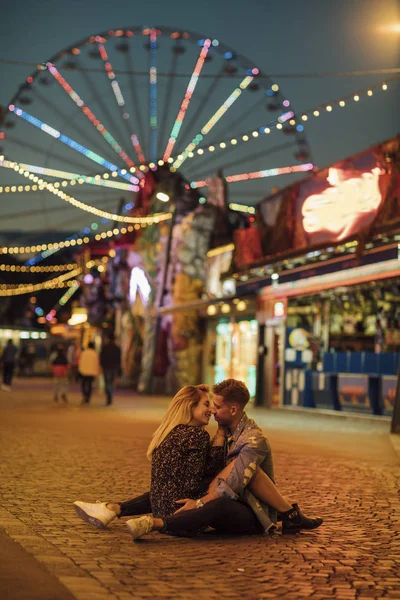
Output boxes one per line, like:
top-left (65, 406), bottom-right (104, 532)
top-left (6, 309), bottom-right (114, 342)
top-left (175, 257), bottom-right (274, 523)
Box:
top-left (51, 345), bottom-right (69, 403)
top-left (1, 339), bottom-right (18, 391)
top-left (100, 334), bottom-right (121, 406)
top-left (78, 342), bottom-right (100, 404)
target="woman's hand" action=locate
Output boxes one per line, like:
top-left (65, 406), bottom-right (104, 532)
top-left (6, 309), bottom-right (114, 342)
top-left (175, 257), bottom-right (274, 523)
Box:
top-left (174, 498), bottom-right (197, 513)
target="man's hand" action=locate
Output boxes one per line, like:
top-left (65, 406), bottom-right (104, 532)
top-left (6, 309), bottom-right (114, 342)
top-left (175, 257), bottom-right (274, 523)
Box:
top-left (174, 498), bottom-right (197, 514)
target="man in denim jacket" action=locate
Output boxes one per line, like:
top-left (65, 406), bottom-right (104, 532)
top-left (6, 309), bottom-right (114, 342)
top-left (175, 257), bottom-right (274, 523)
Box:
top-left (125, 379), bottom-right (324, 539)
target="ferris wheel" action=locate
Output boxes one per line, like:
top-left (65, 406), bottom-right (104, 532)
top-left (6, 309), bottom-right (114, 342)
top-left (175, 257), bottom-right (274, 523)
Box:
top-left (0, 26), bottom-right (313, 238)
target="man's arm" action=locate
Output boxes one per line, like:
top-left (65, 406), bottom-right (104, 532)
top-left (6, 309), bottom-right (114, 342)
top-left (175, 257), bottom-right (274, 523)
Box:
top-left (211, 435), bottom-right (270, 501)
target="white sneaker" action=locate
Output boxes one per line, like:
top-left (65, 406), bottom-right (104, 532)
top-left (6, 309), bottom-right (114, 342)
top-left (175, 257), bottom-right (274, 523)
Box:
top-left (126, 516), bottom-right (154, 540)
top-left (1, 384), bottom-right (11, 391)
top-left (73, 501), bottom-right (117, 529)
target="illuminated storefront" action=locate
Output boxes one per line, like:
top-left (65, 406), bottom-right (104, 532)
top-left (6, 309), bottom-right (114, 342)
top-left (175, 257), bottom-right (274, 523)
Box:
top-left (227, 136), bottom-right (400, 414)
top-left (214, 319), bottom-right (258, 398)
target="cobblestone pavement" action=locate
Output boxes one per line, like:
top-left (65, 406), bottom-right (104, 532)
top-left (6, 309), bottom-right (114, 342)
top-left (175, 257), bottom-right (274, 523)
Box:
top-left (0, 379), bottom-right (399, 600)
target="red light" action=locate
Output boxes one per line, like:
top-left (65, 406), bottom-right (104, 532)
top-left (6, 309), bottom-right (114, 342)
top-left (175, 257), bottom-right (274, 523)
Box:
top-left (27, 76), bottom-right (33, 83)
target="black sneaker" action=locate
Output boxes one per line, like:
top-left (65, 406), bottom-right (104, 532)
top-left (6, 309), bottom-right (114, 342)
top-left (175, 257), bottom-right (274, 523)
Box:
top-left (281, 503), bottom-right (323, 534)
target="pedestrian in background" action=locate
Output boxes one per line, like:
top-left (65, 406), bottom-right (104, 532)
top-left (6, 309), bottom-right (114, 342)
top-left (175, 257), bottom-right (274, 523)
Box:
top-left (26, 342), bottom-right (36, 376)
top-left (78, 342), bottom-right (100, 405)
top-left (51, 345), bottom-right (69, 404)
top-left (67, 341), bottom-right (79, 383)
top-left (1, 339), bottom-right (18, 391)
top-left (100, 334), bottom-right (121, 406)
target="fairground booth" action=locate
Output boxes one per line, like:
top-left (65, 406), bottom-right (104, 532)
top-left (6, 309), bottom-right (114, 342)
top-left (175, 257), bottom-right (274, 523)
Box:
top-left (224, 135), bottom-right (400, 417)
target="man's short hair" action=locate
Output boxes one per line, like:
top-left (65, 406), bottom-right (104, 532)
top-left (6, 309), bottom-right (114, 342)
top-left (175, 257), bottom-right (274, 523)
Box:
top-left (212, 379), bottom-right (250, 408)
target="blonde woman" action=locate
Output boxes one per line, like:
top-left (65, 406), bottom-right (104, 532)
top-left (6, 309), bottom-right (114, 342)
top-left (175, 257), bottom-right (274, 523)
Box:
top-left (73, 384), bottom-right (226, 528)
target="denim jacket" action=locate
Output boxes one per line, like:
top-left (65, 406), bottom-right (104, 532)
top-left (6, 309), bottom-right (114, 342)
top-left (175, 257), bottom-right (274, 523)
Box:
top-left (215, 413), bottom-right (277, 532)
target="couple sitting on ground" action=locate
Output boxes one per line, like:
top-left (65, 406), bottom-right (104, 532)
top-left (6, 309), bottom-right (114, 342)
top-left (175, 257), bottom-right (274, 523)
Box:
top-left (74, 379), bottom-right (323, 540)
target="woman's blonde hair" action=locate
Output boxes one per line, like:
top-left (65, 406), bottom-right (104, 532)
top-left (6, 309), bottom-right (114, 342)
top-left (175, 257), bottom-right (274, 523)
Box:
top-left (146, 384), bottom-right (209, 460)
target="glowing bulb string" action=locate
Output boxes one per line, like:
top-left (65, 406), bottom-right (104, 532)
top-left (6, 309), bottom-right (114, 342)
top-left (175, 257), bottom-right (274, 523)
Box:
top-left (0, 263), bottom-right (78, 273)
top-left (0, 158), bottom-right (172, 225)
top-left (46, 62), bottom-right (138, 171)
top-left (0, 208), bottom-right (167, 256)
top-left (176, 74), bottom-right (400, 167)
top-left (0, 269), bottom-right (82, 296)
top-left (0, 162), bottom-right (139, 193)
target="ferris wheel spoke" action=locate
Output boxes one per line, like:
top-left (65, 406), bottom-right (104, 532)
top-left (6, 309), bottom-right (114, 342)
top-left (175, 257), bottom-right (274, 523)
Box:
top-left (124, 52), bottom-right (146, 164)
top-left (190, 162), bottom-right (313, 188)
top-left (185, 141), bottom-right (296, 179)
top-left (176, 67), bottom-right (225, 155)
top-left (173, 73), bottom-right (255, 170)
top-left (7, 106), bottom-right (137, 183)
top-left (206, 95), bottom-right (266, 146)
top-left (46, 63), bottom-right (138, 170)
top-left (96, 40), bottom-right (146, 167)
top-left (32, 87), bottom-right (114, 160)
top-left (158, 49), bottom-right (180, 157)
top-left (5, 134), bottom-right (101, 173)
top-left (162, 39), bottom-right (211, 162)
top-left (149, 28), bottom-right (158, 163)
top-left (77, 67), bottom-right (133, 162)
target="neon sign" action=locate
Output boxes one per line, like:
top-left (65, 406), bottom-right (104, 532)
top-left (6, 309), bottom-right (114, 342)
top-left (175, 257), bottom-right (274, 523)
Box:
top-left (302, 167), bottom-right (383, 240)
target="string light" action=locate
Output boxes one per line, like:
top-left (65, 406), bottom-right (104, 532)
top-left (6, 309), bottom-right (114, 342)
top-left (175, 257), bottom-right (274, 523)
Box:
top-left (162, 39), bottom-right (211, 161)
top-left (172, 74), bottom-right (255, 169)
top-left (0, 163), bottom-right (139, 193)
top-left (47, 62), bottom-right (138, 170)
top-left (0, 263), bottom-right (77, 273)
top-left (0, 269), bottom-right (81, 296)
top-left (58, 283), bottom-right (80, 306)
top-left (190, 163), bottom-right (313, 188)
top-left (0, 158), bottom-right (172, 225)
top-left (176, 76), bottom-right (397, 165)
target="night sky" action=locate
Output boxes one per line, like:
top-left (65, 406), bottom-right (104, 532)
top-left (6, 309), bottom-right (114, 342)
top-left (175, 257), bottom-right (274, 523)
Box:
top-left (0, 0), bottom-right (399, 236)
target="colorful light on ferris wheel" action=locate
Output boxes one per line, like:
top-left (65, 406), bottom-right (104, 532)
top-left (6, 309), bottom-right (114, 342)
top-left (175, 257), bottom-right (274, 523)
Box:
top-left (162, 39), bottom-right (212, 162)
top-left (189, 163), bottom-right (314, 188)
top-left (8, 106), bottom-right (135, 183)
top-left (46, 63), bottom-right (137, 170)
top-left (96, 42), bottom-right (146, 167)
top-left (149, 28), bottom-right (158, 163)
top-left (173, 73), bottom-right (255, 169)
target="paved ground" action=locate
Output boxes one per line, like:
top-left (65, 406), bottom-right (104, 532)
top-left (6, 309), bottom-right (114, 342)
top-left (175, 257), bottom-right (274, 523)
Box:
top-left (0, 378), bottom-right (399, 600)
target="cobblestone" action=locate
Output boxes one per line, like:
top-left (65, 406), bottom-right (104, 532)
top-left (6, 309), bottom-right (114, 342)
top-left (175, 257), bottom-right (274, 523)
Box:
top-left (0, 379), bottom-right (399, 600)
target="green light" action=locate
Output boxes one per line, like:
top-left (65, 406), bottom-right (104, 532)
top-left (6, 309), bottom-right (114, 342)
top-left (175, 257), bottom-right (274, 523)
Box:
top-left (199, 197), bottom-right (206, 204)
